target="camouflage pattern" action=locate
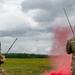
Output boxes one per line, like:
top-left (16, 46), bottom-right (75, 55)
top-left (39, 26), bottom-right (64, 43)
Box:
top-left (66, 36), bottom-right (75, 75)
top-left (0, 66), bottom-right (7, 75)
top-left (0, 54), bottom-right (6, 65)
top-left (71, 59), bottom-right (75, 75)
top-left (0, 42), bottom-right (7, 75)
top-left (0, 54), bottom-right (7, 75)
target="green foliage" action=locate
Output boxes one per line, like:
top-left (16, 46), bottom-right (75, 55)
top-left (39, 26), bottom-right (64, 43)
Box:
top-left (3, 53), bottom-right (48, 58)
top-left (3, 58), bottom-right (52, 75)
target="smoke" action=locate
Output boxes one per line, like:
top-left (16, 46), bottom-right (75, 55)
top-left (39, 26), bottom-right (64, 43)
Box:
top-left (50, 26), bottom-right (72, 55)
top-left (42, 26), bottom-right (73, 75)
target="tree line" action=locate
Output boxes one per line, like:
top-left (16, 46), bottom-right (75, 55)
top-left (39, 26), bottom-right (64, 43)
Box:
top-left (3, 53), bottom-right (48, 58)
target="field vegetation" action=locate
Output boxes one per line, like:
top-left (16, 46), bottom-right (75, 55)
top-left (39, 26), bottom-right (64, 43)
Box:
top-left (2, 58), bottom-right (52, 75)
top-left (4, 53), bottom-right (48, 58)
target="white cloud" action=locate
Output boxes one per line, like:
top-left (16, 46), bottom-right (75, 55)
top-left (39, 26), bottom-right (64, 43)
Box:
top-left (0, 0), bottom-right (75, 54)
top-left (0, 8), bottom-right (38, 31)
top-left (45, 47), bottom-right (51, 51)
top-left (31, 48), bottom-right (38, 52)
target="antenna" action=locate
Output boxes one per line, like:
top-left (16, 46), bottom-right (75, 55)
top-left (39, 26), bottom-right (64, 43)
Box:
top-left (6, 38), bottom-right (18, 54)
top-left (63, 8), bottom-right (74, 36)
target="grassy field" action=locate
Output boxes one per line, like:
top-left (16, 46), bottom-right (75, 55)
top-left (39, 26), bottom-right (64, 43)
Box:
top-left (2, 58), bottom-right (52, 75)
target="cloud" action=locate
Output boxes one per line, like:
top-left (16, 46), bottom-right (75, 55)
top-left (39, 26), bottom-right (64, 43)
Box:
top-left (0, 0), bottom-right (75, 54)
top-left (21, 0), bottom-right (75, 23)
top-left (0, 2), bottom-right (39, 37)
top-left (0, 0), bottom-right (54, 38)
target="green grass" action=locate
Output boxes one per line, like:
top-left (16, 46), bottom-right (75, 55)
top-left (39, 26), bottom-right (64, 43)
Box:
top-left (2, 58), bottom-right (52, 75)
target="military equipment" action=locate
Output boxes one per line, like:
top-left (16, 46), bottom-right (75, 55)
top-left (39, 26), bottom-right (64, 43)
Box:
top-left (0, 42), bottom-right (7, 75)
top-left (63, 8), bottom-right (74, 36)
top-left (0, 42), bottom-right (5, 65)
top-left (0, 38), bottom-right (18, 75)
top-left (6, 38), bottom-right (18, 54)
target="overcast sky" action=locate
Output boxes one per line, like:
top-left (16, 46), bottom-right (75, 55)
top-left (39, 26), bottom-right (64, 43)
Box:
top-left (0, 0), bottom-right (75, 54)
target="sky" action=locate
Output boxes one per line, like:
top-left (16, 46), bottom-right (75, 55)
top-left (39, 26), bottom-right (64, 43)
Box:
top-left (0, 0), bottom-right (75, 54)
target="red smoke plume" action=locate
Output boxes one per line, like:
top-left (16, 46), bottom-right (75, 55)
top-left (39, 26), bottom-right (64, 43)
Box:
top-left (42, 26), bottom-right (72, 75)
top-left (51, 27), bottom-right (72, 55)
